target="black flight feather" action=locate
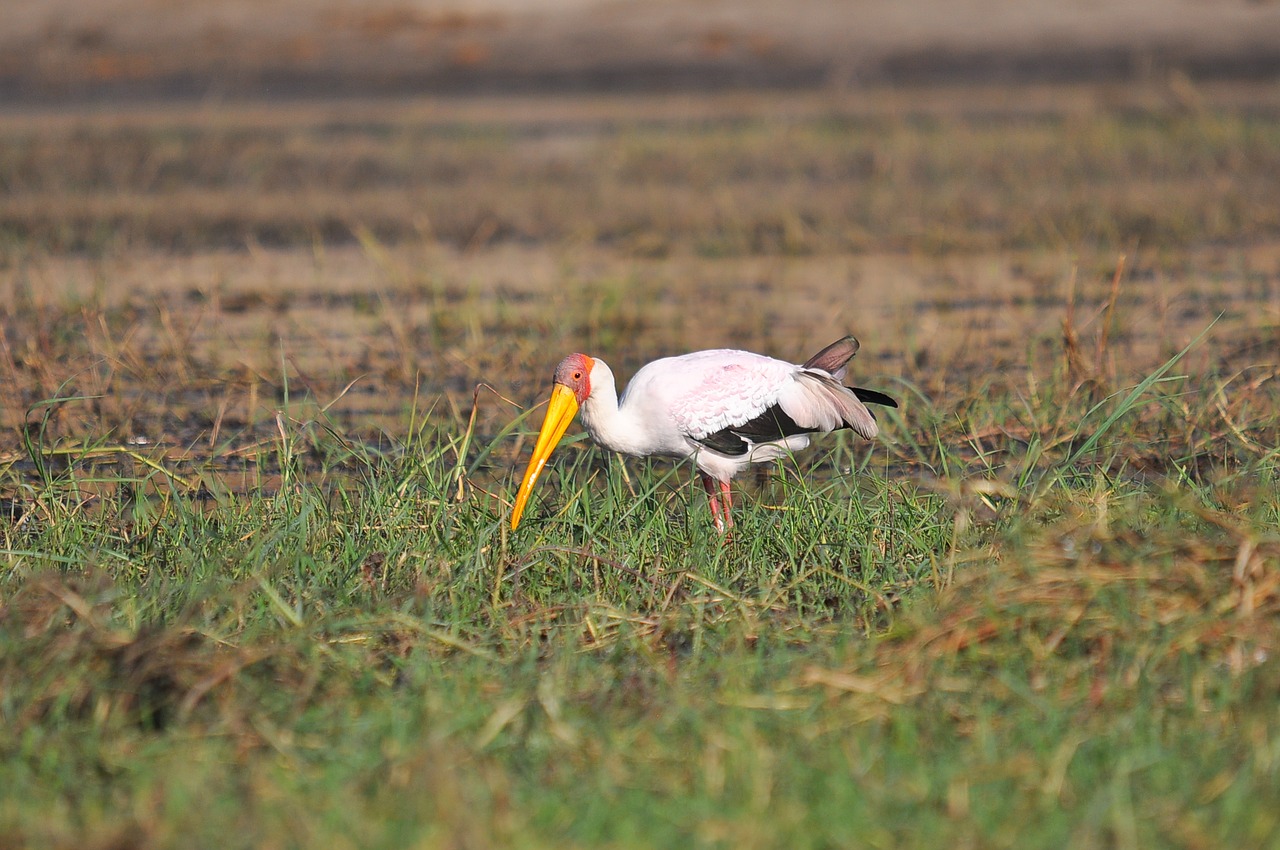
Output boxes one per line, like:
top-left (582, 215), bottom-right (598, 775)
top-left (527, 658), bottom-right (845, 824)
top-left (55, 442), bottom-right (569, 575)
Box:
top-left (693, 404), bottom-right (814, 457)
top-left (852, 387), bottom-right (898, 408)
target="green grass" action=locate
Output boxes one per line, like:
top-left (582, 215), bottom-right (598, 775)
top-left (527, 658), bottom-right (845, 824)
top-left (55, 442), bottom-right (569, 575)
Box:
top-left (2, 326), bottom-right (1278, 849)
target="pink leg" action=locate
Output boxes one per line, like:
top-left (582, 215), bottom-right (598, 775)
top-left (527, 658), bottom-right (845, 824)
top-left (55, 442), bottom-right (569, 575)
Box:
top-left (701, 474), bottom-right (727, 534)
top-left (719, 480), bottom-right (734, 531)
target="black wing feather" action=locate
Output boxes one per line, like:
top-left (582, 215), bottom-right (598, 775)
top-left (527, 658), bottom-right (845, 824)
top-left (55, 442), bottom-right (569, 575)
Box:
top-left (852, 387), bottom-right (898, 408)
top-left (693, 430), bottom-right (751, 455)
top-left (693, 404), bottom-right (814, 457)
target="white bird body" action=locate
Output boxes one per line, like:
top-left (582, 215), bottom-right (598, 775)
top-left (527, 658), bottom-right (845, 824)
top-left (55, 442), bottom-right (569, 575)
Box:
top-left (579, 349), bottom-right (872, 480)
top-left (511, 336), bottom-right (896, 532)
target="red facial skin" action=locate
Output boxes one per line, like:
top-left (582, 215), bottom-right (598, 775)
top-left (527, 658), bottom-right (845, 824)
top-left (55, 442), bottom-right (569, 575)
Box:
top-left (553, 353), bottom-right (594, 404)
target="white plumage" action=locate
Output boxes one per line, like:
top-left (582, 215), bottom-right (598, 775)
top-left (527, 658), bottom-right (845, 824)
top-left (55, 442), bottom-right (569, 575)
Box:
top-left (511, 336), bottom-right (896, 532)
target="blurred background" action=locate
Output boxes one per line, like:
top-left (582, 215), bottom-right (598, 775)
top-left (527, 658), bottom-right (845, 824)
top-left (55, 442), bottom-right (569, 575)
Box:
top-left (4, 0), bottom-right (1280, 103)
top-left (2, 0), bottom-right (1279, 470)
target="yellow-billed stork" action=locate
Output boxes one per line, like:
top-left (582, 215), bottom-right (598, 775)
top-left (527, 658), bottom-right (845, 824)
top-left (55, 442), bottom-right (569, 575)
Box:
top-left (510, 336), bottom-right (896, 532)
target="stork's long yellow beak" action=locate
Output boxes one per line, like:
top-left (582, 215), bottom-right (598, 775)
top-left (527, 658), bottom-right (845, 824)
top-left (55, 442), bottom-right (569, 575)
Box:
top-left (511, 383), bottom-right (580, 530)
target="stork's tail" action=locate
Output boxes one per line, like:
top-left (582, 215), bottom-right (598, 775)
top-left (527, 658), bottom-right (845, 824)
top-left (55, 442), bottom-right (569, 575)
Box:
top-left (800, 336), bottom-right (898, 435)
top-left (794, 371), bottom-right (880, 440)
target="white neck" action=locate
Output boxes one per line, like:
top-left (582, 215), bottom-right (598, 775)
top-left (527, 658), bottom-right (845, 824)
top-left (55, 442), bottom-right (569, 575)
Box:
top-left (579, 359), bottom-right (653, 457)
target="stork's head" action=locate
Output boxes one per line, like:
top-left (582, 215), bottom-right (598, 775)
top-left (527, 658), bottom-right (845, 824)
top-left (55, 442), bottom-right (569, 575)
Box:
top-left (510, 353), bottom-right (595, 530)
top-left (553, 352), bottom-right (595, 404)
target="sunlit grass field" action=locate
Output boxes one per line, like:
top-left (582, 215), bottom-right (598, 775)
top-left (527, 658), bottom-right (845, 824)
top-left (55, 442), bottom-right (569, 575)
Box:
top-left (1, 84), bottom-right (1279, 848)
